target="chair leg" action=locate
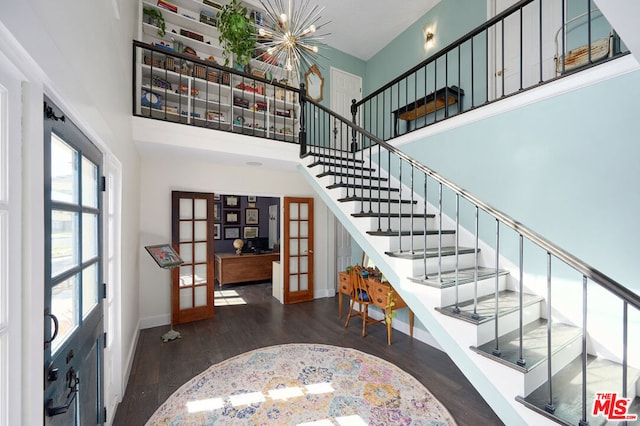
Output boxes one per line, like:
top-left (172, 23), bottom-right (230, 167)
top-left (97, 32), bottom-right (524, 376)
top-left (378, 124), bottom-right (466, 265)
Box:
top-left (361, 304), bottom-right (368, 337)
top-left (344, 299), bottom-right (355, 328)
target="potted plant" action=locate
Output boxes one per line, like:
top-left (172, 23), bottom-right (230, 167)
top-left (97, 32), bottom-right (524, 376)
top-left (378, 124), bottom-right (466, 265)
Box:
top-left (217, 0), bottom-right (256, 69)
top-left (143, 8), bottom-right (166, 37)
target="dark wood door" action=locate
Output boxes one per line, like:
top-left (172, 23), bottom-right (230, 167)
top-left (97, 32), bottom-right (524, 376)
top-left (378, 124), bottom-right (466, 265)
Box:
top-left (171, 191), bottom-right (215, 324)
top-left (283, 197), bottom-right (314, 304)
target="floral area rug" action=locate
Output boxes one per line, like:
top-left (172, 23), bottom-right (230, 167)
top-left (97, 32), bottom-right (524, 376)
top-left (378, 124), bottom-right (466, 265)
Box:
top-left (146, 343), bottom-right (457, 425)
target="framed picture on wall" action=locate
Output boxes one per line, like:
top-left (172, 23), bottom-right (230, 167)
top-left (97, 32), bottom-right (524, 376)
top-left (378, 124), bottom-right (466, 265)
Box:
top-left (214, 193), bottom-right (221, 201)
top-left (248, 195), bottom-right (257, 202)
top-left (224, 210), bottom-right (240, 224)
top-left (214, 223), bottom-right (221, 240)
top-left (224, 195), bottom-right (239, 208)
top-left (224, 227), bottom-right (240, 239)
top-left (214, 202), bottom-right (222, 221)
top-left (243, 226), bottom-right (258, 239)
top-left (245, 208), bottom-right (259, 225)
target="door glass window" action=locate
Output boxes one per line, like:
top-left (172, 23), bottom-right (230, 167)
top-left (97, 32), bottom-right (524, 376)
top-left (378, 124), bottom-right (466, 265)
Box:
top-left (51, 134), bottom-right (78, 204)
top-left (81, 156), bottom-right (98, 208)
top-left (51, 210), bottom-right (79, 277)
top-left (82, 263), bottom-right (98, 319)
top-left (51, 274), bottom-right (79, 353)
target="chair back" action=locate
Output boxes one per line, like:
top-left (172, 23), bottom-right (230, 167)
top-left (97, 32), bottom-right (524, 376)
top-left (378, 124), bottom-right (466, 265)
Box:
top-left (349, 266), bottom-right (370, 303)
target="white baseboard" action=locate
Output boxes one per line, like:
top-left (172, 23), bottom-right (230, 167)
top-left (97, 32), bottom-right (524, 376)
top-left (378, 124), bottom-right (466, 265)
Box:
top-left (139, 314), bottom-right (170, 330)
top-left (366, 309), bottom-right (443, 351)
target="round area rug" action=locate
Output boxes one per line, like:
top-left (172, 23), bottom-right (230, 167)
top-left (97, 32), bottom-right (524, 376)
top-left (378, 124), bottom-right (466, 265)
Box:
top-left (146, 343), bottom-right (457, 425)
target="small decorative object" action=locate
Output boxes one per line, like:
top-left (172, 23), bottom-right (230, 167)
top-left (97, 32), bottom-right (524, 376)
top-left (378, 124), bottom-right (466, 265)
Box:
top-left (245, 208), bottom-right (259, 224)
top-left (214, 223), bottom-right (221, 240)
top-left (224, 195), bottom-right (239, 207)
top-left (141, 90), bottom-right (162, 109)
top-left (224, 210), bottom-right (240, 224)
top-left (243, 226), bottom-right (258, 239)
top-left (203, 0), bottom-right (223, 9)
top-left (180, 28), bottom-right (204, 43)
top-left (217, 0), bottom-right (256, 67)
top-left (233, 238), bottom-right (244, 254)
top-left (305, 64), bottom-right (324, 102)
top-left (143, 8), bottom-right (166, 37)
top-left (183, 46), bottom-right (198, 58)
top-left (152, 76), bottom-right (172, 90)
top-left (248, 195), bottom-right (257, 202)
top-left (213, 202), bottom-right (221, 221)
top-left (224, 227), bottom-right (240, 240)
top-left (157, 0), bottom-right (178, 13)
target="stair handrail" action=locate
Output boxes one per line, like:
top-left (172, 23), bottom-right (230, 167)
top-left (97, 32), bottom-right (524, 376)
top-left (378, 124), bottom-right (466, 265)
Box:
top-left (304, 98), bottom-right (640, 310)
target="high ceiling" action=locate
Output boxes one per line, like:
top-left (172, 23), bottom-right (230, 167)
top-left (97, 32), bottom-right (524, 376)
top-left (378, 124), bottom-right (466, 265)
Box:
top-left (247, 0), bottom-right (441, 61)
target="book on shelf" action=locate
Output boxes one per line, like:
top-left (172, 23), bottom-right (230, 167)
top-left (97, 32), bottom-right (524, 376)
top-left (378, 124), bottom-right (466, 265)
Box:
top-left (157, 0), bottom-right (178, 13)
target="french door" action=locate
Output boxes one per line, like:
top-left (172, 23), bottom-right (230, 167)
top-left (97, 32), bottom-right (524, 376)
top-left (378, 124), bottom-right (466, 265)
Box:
top-left (43, 98), bottom-right (104, 425)
top-left (283, 197), bottom-right (314, 304)
top-left (172, 191), bottom-right (215, 324)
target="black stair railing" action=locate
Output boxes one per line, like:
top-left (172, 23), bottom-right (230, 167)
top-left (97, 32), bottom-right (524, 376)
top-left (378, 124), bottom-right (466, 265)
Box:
top-left (301, 95), bottom-right (640, 425)
top-left (352, 0), bottom-right (628, 142)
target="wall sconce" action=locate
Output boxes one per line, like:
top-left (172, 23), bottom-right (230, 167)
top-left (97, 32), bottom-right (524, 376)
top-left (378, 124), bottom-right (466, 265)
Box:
top-left (424, 28), bottom-right (435, 50)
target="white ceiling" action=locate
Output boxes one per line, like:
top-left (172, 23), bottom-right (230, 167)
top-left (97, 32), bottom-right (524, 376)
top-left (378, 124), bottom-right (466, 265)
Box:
top-left (247, 0), bottom-right (441, 61)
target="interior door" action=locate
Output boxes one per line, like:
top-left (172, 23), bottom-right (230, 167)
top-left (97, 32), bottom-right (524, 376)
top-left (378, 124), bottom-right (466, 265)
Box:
top-left (43, 98), bottom-right (104, 425)
top-left (283, 197), bottom-right (314, 304)
top-left (335, 220), bottom-right (352, 289)
top-left (172, 191), bottom-right (215, 324)
top-left (330, 67), bottom-right (362, 150)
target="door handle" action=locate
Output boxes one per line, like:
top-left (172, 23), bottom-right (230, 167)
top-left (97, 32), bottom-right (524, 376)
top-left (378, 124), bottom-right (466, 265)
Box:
top-left (44, 311), bottom-right (59, 348)
top-left (46, 368), bottom-right (79, 417)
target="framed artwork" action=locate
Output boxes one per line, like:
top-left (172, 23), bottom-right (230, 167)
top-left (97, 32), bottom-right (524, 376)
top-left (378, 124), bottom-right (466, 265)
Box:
top-left (214, 202), bottom-right (222, 221)
top-left (224, 226), bottom-right (240, 239)
top-left (224, 210), bottom-right (240, 224)
top-left (214, 223), bottom-right (221, 240)
top-left (248, 195), bottom-right (257, 202)
top-left (145, 244), bottom-right (184, 268)
top-left (243, 226), bottom-right (259, 239)
top-left (224, 195), bottom-right (239, 208)
top-left (214, 193), bottom-right (221, 201)
top-left (245, 208), bottom-right (259, 225)
top-left (248, 202), bottom-right (256, 208)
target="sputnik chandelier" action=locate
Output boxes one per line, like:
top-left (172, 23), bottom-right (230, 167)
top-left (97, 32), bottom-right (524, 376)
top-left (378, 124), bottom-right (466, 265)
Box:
top-left (256, 0), bottom-right (329, 78)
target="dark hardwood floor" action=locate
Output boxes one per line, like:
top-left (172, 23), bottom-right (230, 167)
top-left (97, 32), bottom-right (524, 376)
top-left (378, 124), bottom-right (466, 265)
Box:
top-left (112, 282), bottom-right (503, 425)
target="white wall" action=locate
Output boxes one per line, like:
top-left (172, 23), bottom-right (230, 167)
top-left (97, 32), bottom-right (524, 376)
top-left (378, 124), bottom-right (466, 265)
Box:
top-left (0, 1), bottom-right (141, 424)
top-left (137, 145), bottom-right (333, 328)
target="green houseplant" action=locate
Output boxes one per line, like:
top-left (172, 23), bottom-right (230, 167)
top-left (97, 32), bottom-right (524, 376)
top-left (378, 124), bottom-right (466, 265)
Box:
top-left (217, 0), bottom-right (256, 68)
top-left (143, 8), bottom-right (166, 37)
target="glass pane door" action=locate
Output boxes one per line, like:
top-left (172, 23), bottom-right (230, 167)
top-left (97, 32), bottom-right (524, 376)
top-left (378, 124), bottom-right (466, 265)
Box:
top-left (283, 197), bottom-right (314, 304)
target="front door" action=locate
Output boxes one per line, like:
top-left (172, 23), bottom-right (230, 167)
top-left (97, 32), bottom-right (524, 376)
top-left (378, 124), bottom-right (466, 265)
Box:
top-left (283, 197), bottom-right (314, 304)
top-left (330, 67), bottom-right (362, 150)
top-left (172, 191), bottom-right (215, 324)
top-left (43, 98), bottom-right (104, 425)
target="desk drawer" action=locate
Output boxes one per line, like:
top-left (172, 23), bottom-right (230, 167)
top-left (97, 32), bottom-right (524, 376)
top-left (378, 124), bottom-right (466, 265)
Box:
top-left (368, 279), bottom-right (390, 307)
top-left (338, 272), bottom-right (352, 295)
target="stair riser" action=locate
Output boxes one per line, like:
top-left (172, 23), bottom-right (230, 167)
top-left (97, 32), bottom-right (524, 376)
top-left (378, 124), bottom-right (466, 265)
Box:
top-left (523, 339), bottom-right (582, 396)
top-left (334, 187), bottom-right (403, 200)
top-left (317, 174), bottom-right (389, 187)
top-left (386, 233), bottom-right (457, 252)
top-left (439, 274), bottom-right (508, 307)
top-left (341, 201), bottom-right (418, 215)
top-left (407, 255), bottom-right (489, 283)
top-left (359, 216), bottom-right (434, 231)
top-left (477, 302), bottom-right (543, 347)
top-left (313, 165), bottom-right (377, 175)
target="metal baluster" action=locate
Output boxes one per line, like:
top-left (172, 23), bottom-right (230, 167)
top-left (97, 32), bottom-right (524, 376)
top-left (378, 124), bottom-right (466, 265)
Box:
top-left (445, 53), bottom-right (449, 118)
top-left (423, 172), bottom-right (428, 279)
top-left (472, 206), bottom-right (479, 319)
top-left (453, 194), bottom-right (460, 313)
top-left (485, 30), bottom-right (488, 104)
top-left (458, 45), bottom-right (462, 113)
top-left (501, 19), bottom-right (505, 97)
top-left (492, 220), bottom-right (501, 356)
top-left (438, 183), bottom-right (443, 282)
top-left (561, 0), bottom-right (566, 74)
top-left (517, 234), bottom-right (526, 366)
top-left (519, 6), bottom-right (523, 90)
top-left (545, 252), bottom-right (555, 414)
top-left (539, 0), bottom-right (543, 83)
top-left (387, 143), bottom-right (392, 233)
top-left (471, 37), bottom-right (475, 107)
top-left (398, 158), bottom-right (403, 252)
top-left (579, 276), bottom-right (588, 426)
top-left (587, 0), bottom-right (592, 64)
top-left (410, 166), bottom-right (415, 254)
top-left (622, 300), bottom-right (629, 426)
top-left (377, 140), bottom-right (382, 232)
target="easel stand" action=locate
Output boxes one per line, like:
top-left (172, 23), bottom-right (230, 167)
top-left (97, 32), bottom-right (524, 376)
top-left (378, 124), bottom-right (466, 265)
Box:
top-left (161, 263), bottom-right (182, 343)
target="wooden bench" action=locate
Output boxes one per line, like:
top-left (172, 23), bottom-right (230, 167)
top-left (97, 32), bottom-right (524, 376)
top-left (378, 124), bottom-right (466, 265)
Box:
top-left (392, 85), bottom-right (464, 136)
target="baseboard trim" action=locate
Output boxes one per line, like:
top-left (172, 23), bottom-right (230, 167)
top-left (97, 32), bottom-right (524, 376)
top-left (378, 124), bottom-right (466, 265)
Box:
top-left (366, 309), bottom-right (443, 351)
top-left (139, 314), bottom-right (170, 330)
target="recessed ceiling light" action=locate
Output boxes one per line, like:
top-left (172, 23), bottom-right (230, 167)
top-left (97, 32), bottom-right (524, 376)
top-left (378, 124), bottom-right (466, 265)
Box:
top-left (246, 161), bottom-right (263, 166)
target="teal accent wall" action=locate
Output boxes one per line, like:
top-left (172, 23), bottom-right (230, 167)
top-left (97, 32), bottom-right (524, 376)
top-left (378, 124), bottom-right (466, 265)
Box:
top-left (364, 0), bottom-right (486, 97)
top-left (400, 69), bottom-right (640, 293)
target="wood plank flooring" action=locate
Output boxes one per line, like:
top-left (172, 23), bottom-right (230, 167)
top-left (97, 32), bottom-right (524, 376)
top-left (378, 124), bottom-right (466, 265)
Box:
top-left (112, 282), bottom-right (503, 425)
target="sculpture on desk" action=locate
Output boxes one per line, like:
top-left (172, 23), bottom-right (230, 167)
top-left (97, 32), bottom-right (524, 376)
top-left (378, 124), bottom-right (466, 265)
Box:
top-left (233, 238), bottom-right (244, 255)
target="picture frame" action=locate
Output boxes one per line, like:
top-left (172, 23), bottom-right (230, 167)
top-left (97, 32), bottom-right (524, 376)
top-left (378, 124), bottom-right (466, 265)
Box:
top-left (224, 226), bottom-right (240, 240)
top-left (214, 202), bottom-right (222, 221)
top-left (214, 223), bottom-right (221, 240)
top-left (214, 193), bottom-right (221, 201)
top-left (243, 226), bottom-right (259, 239)
top-left (304, 64), bottom-right (324, 102)
top-left (248, 195), bottom-right (257, 202)
top-left (224, 210), bottom-right (240, 224)
top-left (245, 208), bottom-right (259, 225)
top-left (145, 244), bottom-right (184, 268)
top-left (224, 195), bottom-right (239, 208)
top-left (248, 202), bottom-right (256, 208)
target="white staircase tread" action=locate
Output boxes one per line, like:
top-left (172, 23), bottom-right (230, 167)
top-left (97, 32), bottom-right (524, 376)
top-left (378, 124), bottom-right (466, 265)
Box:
top-left (436, 289), bottom-right (543, 324)
top-left (470, 319), bottom-right (582, 372)
top-left (409, 266), bottom-right (506, 288)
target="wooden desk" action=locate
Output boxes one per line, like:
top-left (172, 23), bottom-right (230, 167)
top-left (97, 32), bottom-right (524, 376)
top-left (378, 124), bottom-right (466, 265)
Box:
top-left (215, 252), bottom-right (280, 287)
top-left (392, 85), bottom-right (464, 136)
top-left (338, 272), bottom-right (414, 345)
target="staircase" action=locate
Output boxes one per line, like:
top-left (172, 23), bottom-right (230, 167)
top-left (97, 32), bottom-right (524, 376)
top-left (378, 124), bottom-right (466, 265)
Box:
top-left (299, 147), bottom-right (640, 425)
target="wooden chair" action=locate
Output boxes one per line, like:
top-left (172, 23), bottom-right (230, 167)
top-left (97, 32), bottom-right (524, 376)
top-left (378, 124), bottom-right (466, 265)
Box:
top-left (344, 266), bottom-right (384, 337)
